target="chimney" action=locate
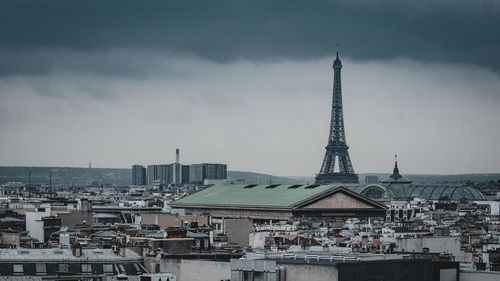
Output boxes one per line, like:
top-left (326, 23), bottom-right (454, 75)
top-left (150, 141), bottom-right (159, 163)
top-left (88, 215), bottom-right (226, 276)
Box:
top-left (118, 246), bottom-right (126, 257)
top-left (176, 148), bottom-right (180, 164)
top-left (72, 243), bottom-right (82, 257)
top-left (80, 198), bottom-right (91, 212)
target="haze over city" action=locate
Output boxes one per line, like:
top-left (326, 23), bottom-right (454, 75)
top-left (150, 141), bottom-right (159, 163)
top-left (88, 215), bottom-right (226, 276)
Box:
top-left (2, 2), bottom-right (500, 281)
top-left (1, 0), bottom-right (499, 176)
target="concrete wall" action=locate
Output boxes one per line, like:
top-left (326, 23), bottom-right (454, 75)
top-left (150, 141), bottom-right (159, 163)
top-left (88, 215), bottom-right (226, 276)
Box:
top-left (461, 270), bottom-right (500, 281)
top-left (304, 192), bottom-right (372, 209)
top-left (25, 208), bottom-right (50, 242)
top-left (152, 238), bottom-right (194, 254)
top-left (141, 213), bottom-right (209, 229)
top-left (474, 201), bottom-right (500, 215)
top-left (158, 258), bottom-right (230, 281)
top-left (395, 236), bottom-right (467, 261)
top-left (230, 259), bottom-right (338, 281)
top-left (59, 210), bottom-right (92, 228)
top-left (284, 264), bottom-right (338, 281)
top-left (249, 231), bottom-right (271, 249)
top-left (225, 218), bottom-right (253, 247)
top-left (231, 259), bottom-right (279, 281)
top-left (185, 208), bottom-right (293, 220)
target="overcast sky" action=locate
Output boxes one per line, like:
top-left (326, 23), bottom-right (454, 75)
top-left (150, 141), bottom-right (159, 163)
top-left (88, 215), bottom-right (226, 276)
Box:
top-left (1, 0), bottom-right (499, 176)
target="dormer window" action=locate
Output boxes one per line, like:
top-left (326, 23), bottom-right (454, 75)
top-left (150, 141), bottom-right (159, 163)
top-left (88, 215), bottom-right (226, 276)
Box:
top-left (13, 264), bottom-right (24, 275)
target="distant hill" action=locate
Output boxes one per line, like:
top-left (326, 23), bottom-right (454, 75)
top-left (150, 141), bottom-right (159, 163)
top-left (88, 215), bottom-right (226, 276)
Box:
top-left (1, 166), bottom-right (499, 187)
top-left (0, 167), bottom-right (305, 186)
top-left (0, 166), bottom-right (130, 186)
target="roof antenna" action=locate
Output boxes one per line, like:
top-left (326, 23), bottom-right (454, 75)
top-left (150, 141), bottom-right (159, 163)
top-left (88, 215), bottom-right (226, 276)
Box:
top-left (336, 43), bottom-right (340, 58)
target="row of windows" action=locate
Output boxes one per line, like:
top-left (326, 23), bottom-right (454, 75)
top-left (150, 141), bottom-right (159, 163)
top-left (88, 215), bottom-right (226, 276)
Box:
top-left (12, 263), bottom-right (116, 275)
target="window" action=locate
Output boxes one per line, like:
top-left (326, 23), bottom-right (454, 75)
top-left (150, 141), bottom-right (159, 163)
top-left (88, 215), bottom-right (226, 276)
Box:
top-left (82, 264), bottom-right (92, 274)
top-left (58, 264), bottom-right (69, 272)
top-left (133, 263), bottom-right (142, 274)
top-left (36, 264), bottom-right (47, 274)
top-left (13, 264), bottom-right (24, 275)
top-left (103, 264), bottom-right (114, 274)
top-left (118, 264), bottom-right (126, 274)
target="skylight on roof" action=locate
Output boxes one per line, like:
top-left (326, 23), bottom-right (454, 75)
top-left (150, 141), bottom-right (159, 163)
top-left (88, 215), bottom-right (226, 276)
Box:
top-left (243, 184), bottom-right (258, 188)
top-left (265, 184), bottom-right (280, 189)
top-left (305, 184), bottom-right (320, 189)
top-left (288, 185), bottom-right (302, 189)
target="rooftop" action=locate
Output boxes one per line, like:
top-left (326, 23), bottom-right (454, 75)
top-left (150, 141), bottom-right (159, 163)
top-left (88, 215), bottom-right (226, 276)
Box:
top-left (244, 252), bottom-right (411, 266)
top-left (0, 248), bottom-right (141, 262)
top-left (170, 184), bottom-right (352, 208)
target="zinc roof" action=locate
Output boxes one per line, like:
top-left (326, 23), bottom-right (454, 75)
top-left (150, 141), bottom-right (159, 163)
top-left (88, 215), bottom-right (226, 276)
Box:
top-left (0, 248), bottom-right (141, 262)
top-left (170, 184), bottom-right (346, 208)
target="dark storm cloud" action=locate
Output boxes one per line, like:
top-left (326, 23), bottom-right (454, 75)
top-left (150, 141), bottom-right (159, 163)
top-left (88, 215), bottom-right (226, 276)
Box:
top-left (1, 0), bottom-right (500, 75)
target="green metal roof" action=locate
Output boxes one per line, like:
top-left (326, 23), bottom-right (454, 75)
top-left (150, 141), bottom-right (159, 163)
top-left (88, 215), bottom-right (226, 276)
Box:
top-left (170, 184), bottom-right (344, 208)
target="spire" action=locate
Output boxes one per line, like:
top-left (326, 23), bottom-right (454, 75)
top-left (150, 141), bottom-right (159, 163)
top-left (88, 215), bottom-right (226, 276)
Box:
top-left (390, 154), bottom-right (402, 180)
top-left (381, 154), bottom-right (414, 184)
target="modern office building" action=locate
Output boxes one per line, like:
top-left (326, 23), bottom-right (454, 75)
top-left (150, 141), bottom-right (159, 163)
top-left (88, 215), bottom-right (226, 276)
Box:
top-left (142, 149), bottom-right (226, 185)
top-left (181, 165), bottom-right (190, 184)
top-left (188, 163), bottom-right (227, 184)
top-left (189, 164), bottom-right (205, 184)
top-left (146, 164), bottom-right (172, 187)
top-left (204, 163), bottom-right (227, 180)
top-left (132, 165), bottom-right (147, 186)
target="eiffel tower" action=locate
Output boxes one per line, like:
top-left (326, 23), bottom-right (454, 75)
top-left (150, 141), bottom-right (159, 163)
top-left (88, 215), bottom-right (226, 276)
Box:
top-left (315, 52), bottom-right (359, 184)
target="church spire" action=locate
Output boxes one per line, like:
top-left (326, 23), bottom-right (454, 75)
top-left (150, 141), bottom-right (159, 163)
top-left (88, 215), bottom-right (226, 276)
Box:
top-left (390, 154), bottom-right (402, 180)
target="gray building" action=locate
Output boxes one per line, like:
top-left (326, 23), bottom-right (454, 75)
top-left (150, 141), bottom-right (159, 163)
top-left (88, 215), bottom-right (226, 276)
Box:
top-left (189, 164), bottom-right (205, 184)
top-left (189, 163), bottom-right (227, 184)
top-left (132, 165), bottom-right (146, 186)
top-left (364, 175), bottom-right (379, 184)
top-left (146, 164), bottom-right (156, 186)
top-left (204, 163), bottom-right (227, 180)
top-left (145, 252), bottom-right (459, 281)
top-left (230, 253), bottom-right (458, 281)
top-left (0, 248), bottom-right (147, 280)
top-left (147, 164), bottom-right (172, 186)
top-left (146, 161), bottom-right (226, 185)
top-left (181, 165), bottom-right (190, 184)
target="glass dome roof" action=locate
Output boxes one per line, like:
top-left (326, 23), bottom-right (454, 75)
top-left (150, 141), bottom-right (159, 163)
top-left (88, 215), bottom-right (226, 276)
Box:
top-left (347, 184), bottom-right (487, 201)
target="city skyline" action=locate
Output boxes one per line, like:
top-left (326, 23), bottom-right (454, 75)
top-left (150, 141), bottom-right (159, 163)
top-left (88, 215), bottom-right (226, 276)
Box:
top-left (1, 1), bottom-right (500, 176)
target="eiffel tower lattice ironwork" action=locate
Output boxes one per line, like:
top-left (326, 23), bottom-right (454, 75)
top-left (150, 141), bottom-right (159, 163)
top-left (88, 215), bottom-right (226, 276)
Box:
top-left (315, 52), bottom-right (359, 184)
